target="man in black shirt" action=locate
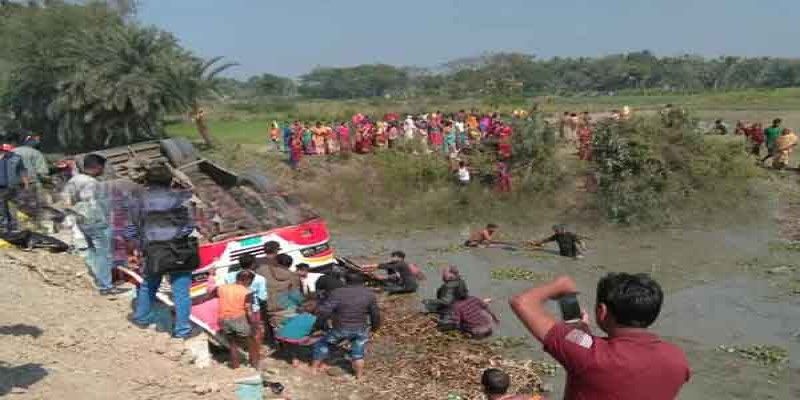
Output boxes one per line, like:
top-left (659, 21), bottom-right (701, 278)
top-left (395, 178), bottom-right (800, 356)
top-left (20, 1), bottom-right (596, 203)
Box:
top-left (363, 250), bottom-right (418, 295)
top-left (530, 224), bottom-right (586, 259)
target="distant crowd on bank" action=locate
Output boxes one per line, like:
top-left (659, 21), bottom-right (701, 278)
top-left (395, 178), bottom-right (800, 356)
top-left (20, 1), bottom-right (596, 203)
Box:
top-left (723, 118), bottom-right (798, 169)
top-left (270, 110), bottom-right (517, 166)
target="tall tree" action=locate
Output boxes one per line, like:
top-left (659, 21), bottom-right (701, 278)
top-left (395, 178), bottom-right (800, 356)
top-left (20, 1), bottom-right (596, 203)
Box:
top-left (0, 1), bottom-right (235, 151)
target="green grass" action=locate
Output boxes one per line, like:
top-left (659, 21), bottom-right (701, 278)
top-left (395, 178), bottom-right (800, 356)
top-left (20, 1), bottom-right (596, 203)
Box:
top-left (167, 120), bottom-right (269, 144)
top-left (547, 88), bottom-right (800, 112)
top-left (167, 88), bottom-right (800, 145)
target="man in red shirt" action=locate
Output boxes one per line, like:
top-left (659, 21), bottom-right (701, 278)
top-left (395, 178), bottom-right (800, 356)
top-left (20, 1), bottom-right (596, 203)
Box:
top-left (510, 273), bottom-right (690, 400)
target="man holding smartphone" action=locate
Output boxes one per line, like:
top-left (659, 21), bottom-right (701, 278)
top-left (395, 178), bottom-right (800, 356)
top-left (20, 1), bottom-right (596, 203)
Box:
top-left (510, 273), bottom-right (690, 400)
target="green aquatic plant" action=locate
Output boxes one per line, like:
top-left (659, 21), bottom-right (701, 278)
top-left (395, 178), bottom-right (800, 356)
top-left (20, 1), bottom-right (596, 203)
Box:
top-left (491, 267), bottom-right (553, 282)
top-left (717, 345), bottom-right (788, 366)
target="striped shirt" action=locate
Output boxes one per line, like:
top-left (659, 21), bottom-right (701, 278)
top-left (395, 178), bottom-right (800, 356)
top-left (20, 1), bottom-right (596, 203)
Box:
top-left (452, 296), bottom-right (493, 334)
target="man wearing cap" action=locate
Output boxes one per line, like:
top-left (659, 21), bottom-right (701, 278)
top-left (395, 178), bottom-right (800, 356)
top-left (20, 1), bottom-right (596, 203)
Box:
top-left (0, 142), bottom-right (29, 233)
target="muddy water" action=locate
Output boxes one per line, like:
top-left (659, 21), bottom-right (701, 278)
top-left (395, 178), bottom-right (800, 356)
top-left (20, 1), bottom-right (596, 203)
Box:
top-left (331, 218), bottom-right (799, 400)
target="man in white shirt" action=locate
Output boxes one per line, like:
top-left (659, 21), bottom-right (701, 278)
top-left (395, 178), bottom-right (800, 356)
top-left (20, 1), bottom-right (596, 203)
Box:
top-left (62, 154), bottom-right (116, 295)
top-left (295, 263), bottom-right (323, 297)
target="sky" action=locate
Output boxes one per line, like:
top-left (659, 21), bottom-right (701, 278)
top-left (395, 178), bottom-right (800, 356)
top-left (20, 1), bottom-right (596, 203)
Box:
top-left (138, 0), bottom-right (800, 79)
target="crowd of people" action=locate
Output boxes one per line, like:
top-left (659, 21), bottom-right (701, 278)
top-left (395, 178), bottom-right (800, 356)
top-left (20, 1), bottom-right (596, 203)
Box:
top-left (1, 105), bottom-right (710, 400)
top-left (729, 118), bottom-right (798, 169)
top-left (269, 111), bottom-right (521, 193)
top-left (271, 111), bottom-right (516, 163)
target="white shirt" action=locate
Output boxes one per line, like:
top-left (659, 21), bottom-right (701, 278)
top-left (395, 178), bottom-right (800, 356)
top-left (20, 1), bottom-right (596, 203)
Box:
top-left (62, 173), bottom-right (108, 225)
top-left (455, 121), bottom-right (465, 133)
top-left (457, 167), bottom-right (470, 182)
top-left (404, 118), bottom-right (415, 130)
top-left (301, 272), bottom-right (324, 295)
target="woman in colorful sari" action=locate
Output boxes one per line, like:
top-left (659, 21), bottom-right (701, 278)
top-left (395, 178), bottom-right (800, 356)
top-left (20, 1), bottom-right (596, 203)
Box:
top-left (416, 119), bottom-right (429, 153)
top-left (354, 125), bottom-right (365, 153)
top-left (455, 120), bottom-right (468, 149)
top-left (361, 125), bottom-right (373, 154)
top-left (324, 123), bottom-right (338, 154)
top-left (467, 114), bottom-right (479, 132)
top-left (374, 121), bottom-right (387, 148)
top-left (496, 122), bottom-right (513, 160)
top-left (302, 125), bottom-right (314, 155)
top-left (469, 128), bottom-right (482, 147)
top-left (291, 121), bottom-right (303, 150)
top-left (337, 122), bottom-right (351, 152)
top-left (387, 123), bottom-right (400, 149)
top-left (443, 123), bottom-right (457, 154)
top-left (564, 113), bottom-right (579, 145)
top-left (495, 162), bottom-right (512, 193)
top-left (403, 116), bottom-right (416, 140)
top-left (747, 123), bottom-right (764, 156)
top-left (269, 121), bottom-right (281, 151)
top-left (479, 115), bottom-right (491, 134)
top-left (312, 122), bottom-right (326, 155)
top-left (429, 122), bottom-right (444, 152)
top-left (289, 133), bottom-right (304, 169)
top-left (577, 124), bottom-right (593, 161)
top-left (772, 129), bottom-right (798, 169)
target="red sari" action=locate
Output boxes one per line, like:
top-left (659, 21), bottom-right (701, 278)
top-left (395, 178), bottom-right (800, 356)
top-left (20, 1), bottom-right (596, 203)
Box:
top-left (577, 126), bottom-right (593, 161)
top-left (289, 136), bottom-right (304, 167)
top-left (495, 162), bottom-right (512, 192)
top-left (497, 125), bottom-right (513, 160)
top-left (337, 125), bottom-right (351, 152)
top-left (357, 126), bottom-right (373, 154)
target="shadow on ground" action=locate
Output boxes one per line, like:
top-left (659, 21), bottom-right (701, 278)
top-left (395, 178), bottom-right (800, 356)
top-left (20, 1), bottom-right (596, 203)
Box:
top-left (0, 324), bottom-right (44, 338)
top-left (0, 362), bottom-right (48, 395)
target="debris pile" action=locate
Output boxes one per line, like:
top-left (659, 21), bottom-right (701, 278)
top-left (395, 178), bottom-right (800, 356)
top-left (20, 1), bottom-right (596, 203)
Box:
top-left (365, 296), bottom-right (547, 400)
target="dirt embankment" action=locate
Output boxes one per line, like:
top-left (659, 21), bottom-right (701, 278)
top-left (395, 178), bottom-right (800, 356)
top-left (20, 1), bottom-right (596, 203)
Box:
top-left (0, 250), bottom-right (373, 400)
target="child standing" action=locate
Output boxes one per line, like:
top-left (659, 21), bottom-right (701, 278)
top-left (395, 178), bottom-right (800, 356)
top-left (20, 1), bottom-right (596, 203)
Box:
top-left (456, 161), bottom-right (471, 186)
top-left (216, 270), bottom-right (260, 369)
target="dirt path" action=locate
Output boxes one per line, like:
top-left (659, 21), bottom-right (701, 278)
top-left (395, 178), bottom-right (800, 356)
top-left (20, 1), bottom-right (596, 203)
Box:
top-left (0, 251), bottom-right (370, 400)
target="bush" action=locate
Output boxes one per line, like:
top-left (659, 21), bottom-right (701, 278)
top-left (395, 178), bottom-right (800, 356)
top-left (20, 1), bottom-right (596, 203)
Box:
top-left (591, 115), bottom-right (763, 225)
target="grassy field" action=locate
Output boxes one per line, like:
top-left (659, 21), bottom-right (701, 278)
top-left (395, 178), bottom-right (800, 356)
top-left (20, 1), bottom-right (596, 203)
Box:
top-left (166, 88), bottom-right (800, 143)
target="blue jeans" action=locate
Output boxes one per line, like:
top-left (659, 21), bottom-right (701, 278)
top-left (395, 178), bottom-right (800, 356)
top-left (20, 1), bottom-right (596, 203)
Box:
top-left (133, 271), bottom-right (193, 338)
top-left (312, 327), bottom-right (370, 361)
top-left (79, 223), bottom-right (112, 290)
top-left (0, 187), bottom-right (19, 233)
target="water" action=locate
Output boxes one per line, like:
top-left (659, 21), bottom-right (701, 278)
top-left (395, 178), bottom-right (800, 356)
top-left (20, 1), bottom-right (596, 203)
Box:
top-left (333, 219), bottom-right (799, 399)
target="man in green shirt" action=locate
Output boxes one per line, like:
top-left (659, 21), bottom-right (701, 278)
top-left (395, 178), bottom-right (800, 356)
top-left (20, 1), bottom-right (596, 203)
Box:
top-left (13, 135), bottom-right (48, 187)
top-left (761, 118), bottom-right (783, 164)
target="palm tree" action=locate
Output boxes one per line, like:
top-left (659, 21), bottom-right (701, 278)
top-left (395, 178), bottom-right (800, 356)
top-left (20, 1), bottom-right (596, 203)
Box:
top-left (172, 56), bottom-right (238, 147)
top-left (50, 25), bottom-right (194, 150)
top-left (5, 12), bottom-right (236, 151)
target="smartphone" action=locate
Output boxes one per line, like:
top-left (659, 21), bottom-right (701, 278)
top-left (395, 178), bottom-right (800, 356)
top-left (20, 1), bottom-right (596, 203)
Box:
top-left (558, 294), bottom-right (582, 323)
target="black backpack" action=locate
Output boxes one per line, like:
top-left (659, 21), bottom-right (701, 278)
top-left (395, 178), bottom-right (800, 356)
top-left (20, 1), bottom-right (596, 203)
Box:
top-left (137, 192), bottom-right (199, 276)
